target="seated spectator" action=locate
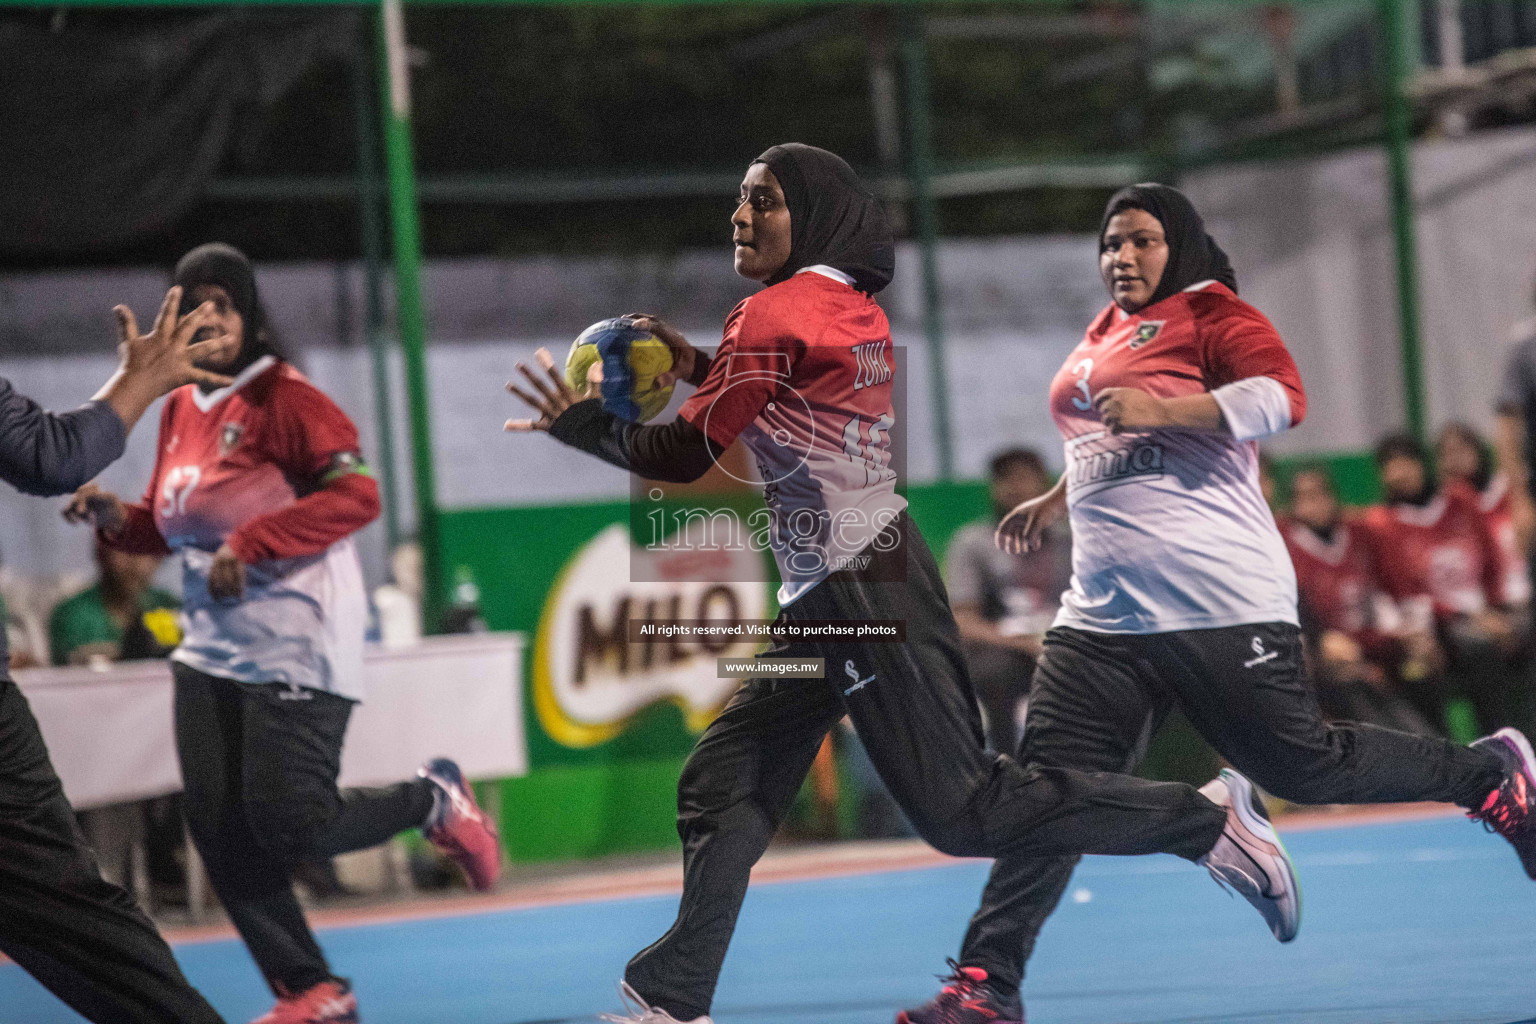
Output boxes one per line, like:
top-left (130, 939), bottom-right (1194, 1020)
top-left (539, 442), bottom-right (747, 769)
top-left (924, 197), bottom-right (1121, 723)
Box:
top-left (49, 539), bottom-right (180, 665)
top-left (944, 447), bottom-right (1072, 753)
top-left (1280, 465), bottom-right (1434, 735)
top-left (1437, 421), bottom-right (1532, 609)
top-left (1363, 433), bottom-right (1529, 736)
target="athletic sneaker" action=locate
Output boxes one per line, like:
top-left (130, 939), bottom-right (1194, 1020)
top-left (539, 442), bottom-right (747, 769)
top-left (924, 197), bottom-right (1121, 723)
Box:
top-left (419, 757), bottom-right (502, 891)
top-left (249, 979), bottom-right (357, 1024)
top-left (1196, 768), bottom-right (1302, 943)
top-left (599, 980), bottom-right (713, 1023)
top-left (1468, 727), bottom-right (1536, 879)
top-left (895, 961), bottom-right (1025, 1024)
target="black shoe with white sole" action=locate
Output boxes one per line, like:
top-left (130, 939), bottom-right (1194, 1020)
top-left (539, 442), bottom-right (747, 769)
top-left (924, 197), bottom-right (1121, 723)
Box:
top-left (1196, 768), bottom-right (1302, 943)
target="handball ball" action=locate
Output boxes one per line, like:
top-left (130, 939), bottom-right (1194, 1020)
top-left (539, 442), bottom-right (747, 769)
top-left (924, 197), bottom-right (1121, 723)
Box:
top-left (564, 317), bottom-right (675, 423)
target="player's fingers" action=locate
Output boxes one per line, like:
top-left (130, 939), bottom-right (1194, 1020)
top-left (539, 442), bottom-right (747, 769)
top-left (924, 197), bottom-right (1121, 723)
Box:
top-left (114, 305), bottom-right (140, 346)
top-left (507, 381), bottom-right (552, 415)
top-left (173, 302), bottom-right (218, 343)
top-left (504, 417), bottom-right (548, 432)
top-left (190, 369), bottom-right (236, 389)
top-left (186, 333), bottom-right (238, 365)
top-left (150, 287), bottom-right (182, 338)
top-left (535, 348), bottom-right (573, 395)
top-left (516, 362), bottom-right (560, 403)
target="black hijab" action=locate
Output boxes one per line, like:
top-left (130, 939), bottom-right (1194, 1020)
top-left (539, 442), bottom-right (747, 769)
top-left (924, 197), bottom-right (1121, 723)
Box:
top-left (173, 242), bottom-right (280, 375)
top-left (753, 143), bottom-right (895, 295)
top-left (1100, 183), bottom-right (1237, 309)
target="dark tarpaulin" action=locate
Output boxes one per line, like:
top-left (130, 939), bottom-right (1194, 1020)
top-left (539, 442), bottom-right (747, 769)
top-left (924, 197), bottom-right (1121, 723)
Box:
top-left (0, 12), bottom-right (356, 256)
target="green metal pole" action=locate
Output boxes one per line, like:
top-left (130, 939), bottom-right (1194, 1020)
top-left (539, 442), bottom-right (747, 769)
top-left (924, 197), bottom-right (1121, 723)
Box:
top-left (377, 0), bottom-right (445, 630)
top-left (353, 20), bottom-right (401, 556)
top-left (1377, 0), bottom-right (1427, 440)
top-left (900, 11), bottom-right (956, 482)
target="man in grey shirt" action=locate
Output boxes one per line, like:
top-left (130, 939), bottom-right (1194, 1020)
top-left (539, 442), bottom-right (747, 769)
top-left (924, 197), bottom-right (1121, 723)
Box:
top-left (0, 288), bottom-right (235, 1024)
top-left (945, 448), bottom-right (1072, 753)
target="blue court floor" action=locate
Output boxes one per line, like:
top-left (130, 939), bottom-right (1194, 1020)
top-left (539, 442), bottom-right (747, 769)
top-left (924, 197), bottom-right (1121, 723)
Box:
top-left (5, 813), bottom-right (1534, 1023)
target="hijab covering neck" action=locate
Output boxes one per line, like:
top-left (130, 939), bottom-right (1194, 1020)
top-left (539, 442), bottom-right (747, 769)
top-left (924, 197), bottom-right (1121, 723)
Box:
top-left (753, 143), bottom-right (895, 294)
top-left (1100, 183), bottom-right (1237, 309)
top-left (173, 242), bottom-right (276, 377)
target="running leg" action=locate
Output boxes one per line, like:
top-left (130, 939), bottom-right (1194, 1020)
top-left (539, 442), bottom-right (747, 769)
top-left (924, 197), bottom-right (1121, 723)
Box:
top-left (174, 666), bottom-right (332, 995)
top-left (1148, 624), bottom-right (1504, 808)
top-left (955, 628), bottom-right (1168, 999)
top-left (624, 672), bottom-right (841, 1022)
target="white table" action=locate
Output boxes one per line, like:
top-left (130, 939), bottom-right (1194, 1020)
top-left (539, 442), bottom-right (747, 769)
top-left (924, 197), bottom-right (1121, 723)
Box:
top-left (15, 632), bottom-right (529, 810)
top-left (16, 633), bottom-right (528, 915)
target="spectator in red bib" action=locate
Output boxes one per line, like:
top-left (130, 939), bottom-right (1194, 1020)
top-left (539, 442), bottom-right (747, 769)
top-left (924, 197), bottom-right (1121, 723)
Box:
top-left (1280, 464), bottom-right (1433, 734)
top-left (65, 243), bottom-right (501, 1024)
top-left (1437, 421), bottom-right (1532, 610)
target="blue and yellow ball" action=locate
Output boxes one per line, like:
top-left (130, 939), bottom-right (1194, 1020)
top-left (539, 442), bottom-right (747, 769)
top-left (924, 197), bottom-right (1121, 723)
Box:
top-left (564, 318), bottom-right (675, 424)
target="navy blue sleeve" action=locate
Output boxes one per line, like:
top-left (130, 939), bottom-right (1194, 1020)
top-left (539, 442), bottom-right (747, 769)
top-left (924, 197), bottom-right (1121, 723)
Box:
top-left (0, 378), bottom-right (128, 496)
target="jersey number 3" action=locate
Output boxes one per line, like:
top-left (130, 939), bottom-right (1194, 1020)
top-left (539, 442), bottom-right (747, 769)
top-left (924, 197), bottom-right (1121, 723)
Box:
top-left (1070, 358), bottom-right (1095, 411)
top-left (160, 466), bottom-right (201, 518)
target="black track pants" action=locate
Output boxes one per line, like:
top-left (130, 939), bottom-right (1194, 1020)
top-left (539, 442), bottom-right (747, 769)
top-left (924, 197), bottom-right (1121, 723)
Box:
top-left (958, 624), bottom-right (1508, 1000)
top-left (172, 664), bottom-right (435, 995)
top-left (624, 515), bottom-right (1228, 1021)
top-left (0, 679), bottom-right (225, 1024)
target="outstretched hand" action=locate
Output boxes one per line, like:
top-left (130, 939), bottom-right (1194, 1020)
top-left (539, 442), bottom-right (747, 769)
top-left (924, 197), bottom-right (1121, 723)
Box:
top-left (95, 286), bottom-right (240, 432)
top-left (505, 348), bottom-right (593, 433)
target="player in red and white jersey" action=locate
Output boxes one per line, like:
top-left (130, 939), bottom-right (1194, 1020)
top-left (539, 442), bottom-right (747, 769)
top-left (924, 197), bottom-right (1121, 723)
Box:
top-left (902, 184), bottom-right (1536, 1024)
top-left (1282, 466), bottom-right (1433, 734)
top-left (510, 148), bottom-right (1297, 1024)
top-left (66, 245), bottom-right (499, 1024)
top-left (1438, 421), bottom-right (1532, 607)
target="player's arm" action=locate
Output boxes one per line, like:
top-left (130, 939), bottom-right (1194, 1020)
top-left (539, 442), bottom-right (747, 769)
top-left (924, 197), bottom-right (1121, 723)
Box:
top-left (1, 288), bottom-right (234, 498)
top-left (62, 398), bottom-right (174, 556)
top-left (1096, 304), bottom-right (1306, 438)
top-left (226, 389), bottom-right (380, 568)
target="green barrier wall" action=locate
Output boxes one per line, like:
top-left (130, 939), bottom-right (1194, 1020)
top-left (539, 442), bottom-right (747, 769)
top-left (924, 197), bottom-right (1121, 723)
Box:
top-left (443, 452), bottom-right (1373, 862)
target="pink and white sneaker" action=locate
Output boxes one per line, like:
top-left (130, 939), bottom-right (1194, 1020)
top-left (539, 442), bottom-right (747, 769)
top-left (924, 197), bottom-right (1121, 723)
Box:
top-left (1468, 727), bottom-right (1536, 879)
top-left (249, 979), bottom-right (357, 1024)
top-left (419, 758), bottom-right (502, 891)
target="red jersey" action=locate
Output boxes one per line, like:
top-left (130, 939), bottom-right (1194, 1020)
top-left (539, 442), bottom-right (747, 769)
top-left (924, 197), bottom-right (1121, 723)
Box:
top-left (108, 357), bottom-right (379, 698)
top-left (1281, 516), bottom-right (1399, 659)
top-left (1361, 482), bottom-right (1502, 620)
top-left (1477, 473), bottom-right (1531, 605)
top-left (679, 266), bottom-right (904, 604)
top-left (1047, 280), bottom-right (1306, 633)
